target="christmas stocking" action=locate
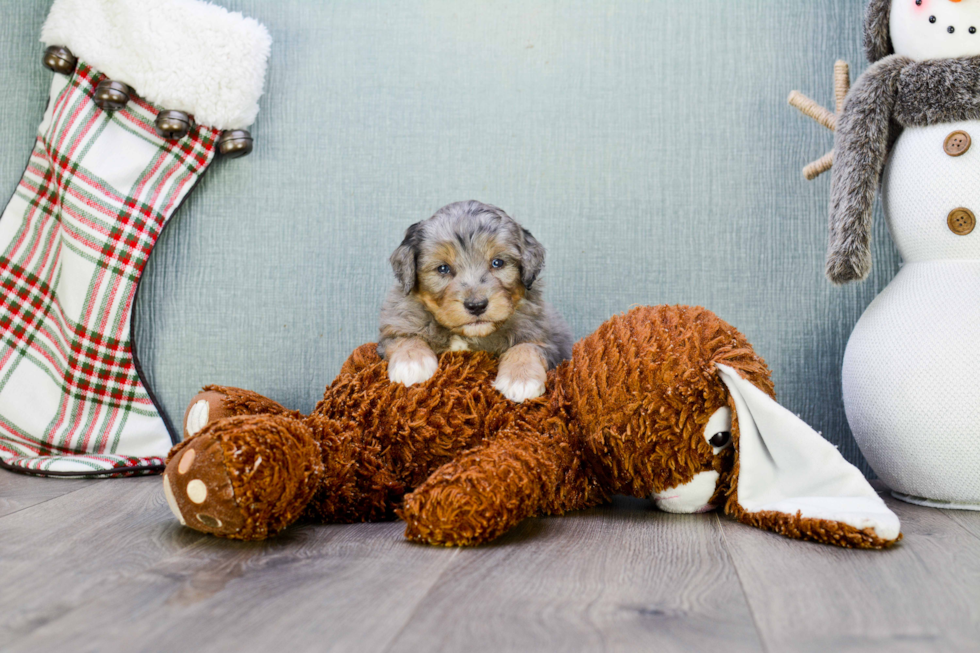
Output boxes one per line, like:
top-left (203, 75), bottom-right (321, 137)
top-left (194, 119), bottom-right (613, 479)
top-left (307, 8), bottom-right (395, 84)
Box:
top-left (0, 0), bottom-right (271, 475)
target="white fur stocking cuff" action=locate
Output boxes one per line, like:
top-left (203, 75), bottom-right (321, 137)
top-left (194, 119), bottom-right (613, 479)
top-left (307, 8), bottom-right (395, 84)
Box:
top-left (41, 0), bottom-right (272, 130)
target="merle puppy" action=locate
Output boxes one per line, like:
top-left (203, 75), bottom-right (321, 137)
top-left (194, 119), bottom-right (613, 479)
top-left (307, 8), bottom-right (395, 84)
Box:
top-left (378, 200), bottom-right (572, 402)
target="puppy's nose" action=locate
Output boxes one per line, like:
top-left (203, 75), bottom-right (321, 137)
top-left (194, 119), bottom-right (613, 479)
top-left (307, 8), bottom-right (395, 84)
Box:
top-left (464, 298), bottom-right (489, 316)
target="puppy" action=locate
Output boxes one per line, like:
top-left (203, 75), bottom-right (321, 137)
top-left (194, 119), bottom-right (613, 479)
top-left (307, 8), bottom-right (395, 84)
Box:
top-left (378, 200), bottom-right (573, 402)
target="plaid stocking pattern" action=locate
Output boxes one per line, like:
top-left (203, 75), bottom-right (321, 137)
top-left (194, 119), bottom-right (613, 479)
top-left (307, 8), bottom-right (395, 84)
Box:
top-left (0, 61), bottom-right (219, 476)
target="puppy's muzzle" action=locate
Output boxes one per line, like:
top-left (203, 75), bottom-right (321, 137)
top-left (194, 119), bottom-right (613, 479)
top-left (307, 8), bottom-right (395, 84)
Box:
top-left (464, 297), bottom-right (489, 316)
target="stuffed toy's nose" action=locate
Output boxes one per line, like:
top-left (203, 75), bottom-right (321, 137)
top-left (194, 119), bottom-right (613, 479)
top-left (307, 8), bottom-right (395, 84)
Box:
top-left (652, 470), bottom-right (720, 514)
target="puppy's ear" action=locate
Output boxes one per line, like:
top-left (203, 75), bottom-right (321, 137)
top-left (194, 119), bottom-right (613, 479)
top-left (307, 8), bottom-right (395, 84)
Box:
top-left (519, 227), bottom-right (545, 289)
top-left (391, 222), bottom-right (423, 294)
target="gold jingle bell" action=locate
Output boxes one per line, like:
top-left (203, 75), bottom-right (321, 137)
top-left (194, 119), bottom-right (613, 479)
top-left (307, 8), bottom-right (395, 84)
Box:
top-left (42, 45), bottom-right (77, 76)
top-left (218, 130), bottom-right (253, 158)
top-left (94, 80), bottom-right (133, 112)
top-left (155, 110), bottom-right (192, 140)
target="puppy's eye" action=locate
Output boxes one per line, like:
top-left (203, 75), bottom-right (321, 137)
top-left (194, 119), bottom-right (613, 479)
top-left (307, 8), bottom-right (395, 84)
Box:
top-left (709, 431), bottom-right (732, 448)
top-left (437, 264), bottom-right (452, 275)
top-left (491, 258), bottom-right (505, 269)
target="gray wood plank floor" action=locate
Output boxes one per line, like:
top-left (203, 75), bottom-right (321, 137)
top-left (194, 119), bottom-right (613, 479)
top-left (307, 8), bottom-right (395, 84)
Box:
top-left (1, 470), bottom-right (978, 653)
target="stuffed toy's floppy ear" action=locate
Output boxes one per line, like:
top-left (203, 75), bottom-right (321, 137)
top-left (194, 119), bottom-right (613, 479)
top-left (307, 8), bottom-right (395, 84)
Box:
top-left (716, 364), bottom-right (901, 548)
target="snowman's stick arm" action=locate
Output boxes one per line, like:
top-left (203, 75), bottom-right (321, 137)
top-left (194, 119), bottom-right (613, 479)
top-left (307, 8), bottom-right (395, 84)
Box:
top-left (803, 150), bottom-right (834, 181)
top-left (788, 91), bottom-right (836, 131)
top-left (834, 60), bottom-right (850, 115)
top-left (788, 61), bottom-right (849, 180)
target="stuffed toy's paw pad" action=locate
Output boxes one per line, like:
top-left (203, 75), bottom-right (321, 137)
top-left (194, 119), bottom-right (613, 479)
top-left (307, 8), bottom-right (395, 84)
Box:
top-left (185, 400), bottom-right (210, 437)
top-left (164, 414), bottom-right (324, 540)
top-left (182, 389), bottom-right (235, 440)
top-left (164, 432), bottom-right (246, 537)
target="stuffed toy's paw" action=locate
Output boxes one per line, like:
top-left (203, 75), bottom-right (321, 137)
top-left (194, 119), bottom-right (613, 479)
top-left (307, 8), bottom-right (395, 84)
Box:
top-left (164, 414), bottom-right (323, 540)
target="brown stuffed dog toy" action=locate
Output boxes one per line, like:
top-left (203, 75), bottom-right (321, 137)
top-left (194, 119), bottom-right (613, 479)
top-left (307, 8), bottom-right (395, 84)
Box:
top-left (163, 306), bottom-right (900, 549)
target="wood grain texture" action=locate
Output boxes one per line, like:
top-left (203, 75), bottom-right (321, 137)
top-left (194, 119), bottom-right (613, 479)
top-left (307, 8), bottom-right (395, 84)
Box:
top-left (940, 509), bottom-right (980, 542)
top-left (721, 492), bottom-right (980, 652)
top-left (6, 519), bottom-right (461, 653)
top-left (0, 471), bottom-right (460, 653)
top-left (1, 471), bottom-right (979, 652)
top-left (0, 469), bottom-right (92, 517)
top-left (386, 497), bottom-right (763, 653)
top-left (0, 476), bottom-right (196, 646)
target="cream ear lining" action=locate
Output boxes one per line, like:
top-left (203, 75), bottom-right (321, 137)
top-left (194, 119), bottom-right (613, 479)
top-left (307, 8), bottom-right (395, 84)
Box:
top-left (716, 364), bottom-right (901, 542)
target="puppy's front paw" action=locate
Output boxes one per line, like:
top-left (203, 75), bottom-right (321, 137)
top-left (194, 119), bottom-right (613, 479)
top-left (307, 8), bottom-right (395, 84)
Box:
top-left (494, 343), bottom-right (547, 403)
top-left (388, 349), bottom-right (438, 386)
top-left (493, 373), bottom-right (545, 403)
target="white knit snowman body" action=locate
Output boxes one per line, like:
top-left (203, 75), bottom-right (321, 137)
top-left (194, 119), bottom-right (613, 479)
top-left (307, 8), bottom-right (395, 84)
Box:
top-left (843, 0), bottom-right (980, 508)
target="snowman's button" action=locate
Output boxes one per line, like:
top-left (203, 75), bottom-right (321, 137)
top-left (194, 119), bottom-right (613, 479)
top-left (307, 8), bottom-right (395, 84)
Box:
top-left (944, 131), bottom-right (971, 157)
top-left (947, 208), bottom-right (976, 236)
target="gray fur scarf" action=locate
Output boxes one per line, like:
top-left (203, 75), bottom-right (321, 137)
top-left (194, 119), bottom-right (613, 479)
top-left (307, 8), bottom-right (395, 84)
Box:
top-left (828, 55), bottom-right (980, 284)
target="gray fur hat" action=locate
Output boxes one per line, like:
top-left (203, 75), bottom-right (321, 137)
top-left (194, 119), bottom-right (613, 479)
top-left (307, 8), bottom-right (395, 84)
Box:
top-left (865, 0), bottom-right (893, 63)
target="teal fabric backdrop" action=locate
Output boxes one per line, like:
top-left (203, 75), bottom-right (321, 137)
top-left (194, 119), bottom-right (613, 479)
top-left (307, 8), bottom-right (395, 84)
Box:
top-left (0, 0), bottom-right (897, 475)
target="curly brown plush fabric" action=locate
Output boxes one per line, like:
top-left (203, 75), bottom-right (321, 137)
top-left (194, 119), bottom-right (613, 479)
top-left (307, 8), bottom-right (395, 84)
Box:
top-left (167, 415), bottom-right (322, 539)
top-left (163, 305), bottom-right (897, 549)
top-left (733, 508), bottom-right (900, 550)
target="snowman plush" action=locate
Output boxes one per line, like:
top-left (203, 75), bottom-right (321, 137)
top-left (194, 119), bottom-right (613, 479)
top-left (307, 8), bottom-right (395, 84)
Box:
top-left (826, 0), bottom-right (980, 509)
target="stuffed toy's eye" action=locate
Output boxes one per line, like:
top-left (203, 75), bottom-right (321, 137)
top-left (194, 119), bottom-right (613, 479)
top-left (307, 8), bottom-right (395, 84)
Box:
top-left (703, 406), bottom-right (733, 451)
top-left (709, 431), bottom-right (732, 448)
top-left (491, 258), bottom-right (505, 269)
top-left (437, 264), bottom-right (452, 275)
